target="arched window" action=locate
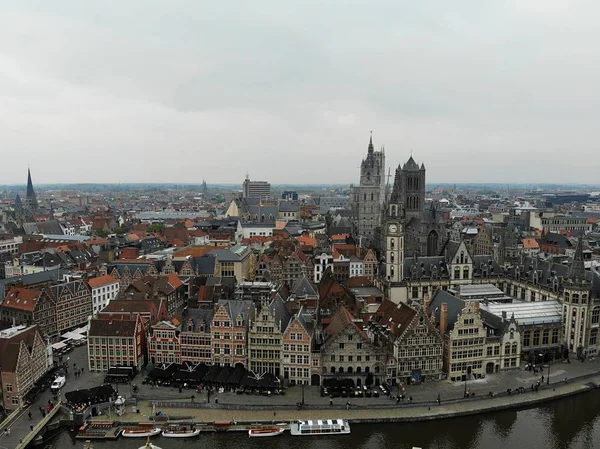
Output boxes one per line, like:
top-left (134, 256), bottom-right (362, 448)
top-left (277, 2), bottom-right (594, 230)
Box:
top-left (371, 193), bottom-right (374, 201)
top-left (504, 343), bottom-right (510, 354)
top-left (573, 294), bottom-right (580, 304)
top-left (512, 342), bottom-right (518, 355)
top-left (347, 367), bottom-right (353, 374)
top-left (365, 366), bottom-right (370, 373)
top-left (390, 266), bottom-right (394, 277)
top-left (330, 367), bottom-right (335, 374)
top-left (392, 205), bottom-right (396, 217)
top-left (565, 292), bottom-right (570, 302)
top-left (454, 267), bottom-right (461, 279)
top-left (374, 366), bottom-right (380, 374)
top-left (390, 238), bottom-right (395, 250)
top-left (460, 251), bottom-right (465, 264)
top-left (338, 367), bottom-right (344, 373)
top-left (356, 367), bottom-right (362, 374)
top-left (463, 267), bottom-right (469, 279)
top-left (390, 253), bottom-right (394, 263)
top-left (364, 193), bottom-right (366, 201)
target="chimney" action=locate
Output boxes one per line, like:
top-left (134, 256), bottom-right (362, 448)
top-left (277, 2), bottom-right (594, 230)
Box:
top-left (440, 303), bottom-right (448, 336)
top-left (424, 295), bottom-right (431, 315)
top-left (474, 301), bottom-right (480, 311)
top-left (501, 310), bottom-right (507, 322)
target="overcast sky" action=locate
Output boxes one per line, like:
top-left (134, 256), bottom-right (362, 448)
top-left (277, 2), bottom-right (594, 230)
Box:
top-left (1, 1), bottom-right (599, 186)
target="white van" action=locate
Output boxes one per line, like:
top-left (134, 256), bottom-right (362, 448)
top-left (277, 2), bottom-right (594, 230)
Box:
top-left (51, 376), bottom-right (66, 392)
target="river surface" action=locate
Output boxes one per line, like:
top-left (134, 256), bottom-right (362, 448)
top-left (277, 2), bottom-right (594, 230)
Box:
top-left (45, 390), bottom-right (600, 449)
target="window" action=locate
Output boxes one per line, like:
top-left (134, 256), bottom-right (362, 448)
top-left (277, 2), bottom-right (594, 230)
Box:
top-left (533, 330), bottom-right (540, 347)
top-left (357, 343), bottom-right (362, 350)
top-left (542, 329), bottom-right (549, 345)
top-left (339, 343), bottom-right (345, 349)
top-left (463, 267), bottom-right (469, 279)
top-left (454, 268), bottom-right (461, 279)
top-left (523, 331), bottom-right (531, 348)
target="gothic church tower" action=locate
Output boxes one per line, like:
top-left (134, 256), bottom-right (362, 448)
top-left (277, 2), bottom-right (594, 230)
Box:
top-left (351, 133), bottom-right (386, 246)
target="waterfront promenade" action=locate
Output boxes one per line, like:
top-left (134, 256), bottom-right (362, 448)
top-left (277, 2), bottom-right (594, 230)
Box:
top-left (3, 344), bottom-right (600, 448)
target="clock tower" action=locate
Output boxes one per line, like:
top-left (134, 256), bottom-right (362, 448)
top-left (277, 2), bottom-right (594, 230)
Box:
top-left (383, 202), bottom-right (404, 284)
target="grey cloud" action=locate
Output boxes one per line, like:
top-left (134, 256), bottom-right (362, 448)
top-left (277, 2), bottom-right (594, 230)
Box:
top-left (0, 1), bottom-right (599, 185)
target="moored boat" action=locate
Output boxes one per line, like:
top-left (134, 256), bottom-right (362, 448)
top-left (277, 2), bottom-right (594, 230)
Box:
top-left (290, 419), bottom-right (350, 436)
top-left (161, 426), bottom-right (201, 438)
top-left (122, 427), bottom-right (161, 438)
top-left (248, 427), bottom-right (285, 437)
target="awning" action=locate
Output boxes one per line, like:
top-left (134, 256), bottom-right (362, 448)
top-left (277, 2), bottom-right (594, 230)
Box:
top-left (52, 342), bottom-right (67, 350)
top-left (61, 331), bottom-right (86, 341)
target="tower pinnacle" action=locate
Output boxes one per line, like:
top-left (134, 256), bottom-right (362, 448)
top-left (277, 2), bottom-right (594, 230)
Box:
top-left (368, 131), bottom-right (374, 153)
top-left (569, 235), bottom-right (586, 282)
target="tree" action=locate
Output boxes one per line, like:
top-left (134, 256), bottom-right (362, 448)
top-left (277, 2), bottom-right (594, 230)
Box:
top-left (365, 372), bottom-right (374, 387)
top-left (150, 223), bottom-right (165, 233)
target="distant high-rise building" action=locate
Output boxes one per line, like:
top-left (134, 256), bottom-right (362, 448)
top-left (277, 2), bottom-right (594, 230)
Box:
top-left (201, 179), bottom-right (208, 195)
top-left (350, 133), bottom-right (386, 246)
top-left (243, 175), bottom-right (271, 201)
top-left (24, 168), bottom-right (38, 212)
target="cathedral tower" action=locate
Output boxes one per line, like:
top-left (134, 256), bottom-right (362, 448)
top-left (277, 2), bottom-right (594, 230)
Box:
top-left (389, 156), bottom-right (445, 257)
top-left (351, 133), bottom-right (386, 246)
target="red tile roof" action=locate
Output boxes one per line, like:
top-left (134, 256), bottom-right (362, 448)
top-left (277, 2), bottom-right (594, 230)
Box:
top-left (2, 287), bottom-right (42, 312)
top-left (167, 273), bottom-right (184, 289)
top-left (88, 274), bottom-right (119, 288)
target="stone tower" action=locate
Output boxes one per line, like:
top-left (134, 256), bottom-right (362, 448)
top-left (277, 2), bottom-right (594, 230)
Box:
top-left (351, 133), bottom-right (386, 246)
top-left (391, 157), bottom-right (425, 224)
top-left (562, 236), bottom-right (591, 355)
top-left (389, 156), bottom-right (445, 257)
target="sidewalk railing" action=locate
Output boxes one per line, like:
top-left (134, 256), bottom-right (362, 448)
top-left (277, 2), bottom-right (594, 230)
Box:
top-left (14, 401), bottom-right (62, 449)
top-left (0, 406), bottom-right (23, 433)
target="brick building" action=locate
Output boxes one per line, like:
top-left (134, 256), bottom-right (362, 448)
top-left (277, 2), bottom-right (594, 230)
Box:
top-left (0, 325), bottom-right (49, 411)
top-left (87, 314), bottom-right (145, 372)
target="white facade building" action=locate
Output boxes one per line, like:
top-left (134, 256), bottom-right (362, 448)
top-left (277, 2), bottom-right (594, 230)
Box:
top-left (88, 275), bottom-right (120, 314)
top-left (0, 236), bottom-right (23, 255)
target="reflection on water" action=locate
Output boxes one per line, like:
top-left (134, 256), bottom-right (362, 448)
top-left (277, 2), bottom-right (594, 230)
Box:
top-left (46, 390), bottom-right (600, 449)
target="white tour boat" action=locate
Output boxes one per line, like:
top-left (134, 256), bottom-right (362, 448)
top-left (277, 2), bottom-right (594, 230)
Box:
top-left (248, 427), bottom-right (285, 437)
top-left (122, 427), bottom-right (161, 438)
top-left (290, 419), bottom-right (350, 436)
top-left (161, 427), bottom-right (201, 438)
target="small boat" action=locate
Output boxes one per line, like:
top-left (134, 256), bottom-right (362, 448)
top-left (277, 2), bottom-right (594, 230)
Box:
top-left (248, 428), bottom-right (285, 438)
top-left (138, 436), bottom-right (162, 449)
top-left (161, 427), bottom-right (201, 438)
top-left (290, 419), bottom-right (350, 436)
top-left (122, 428), bottom-right (161, 438)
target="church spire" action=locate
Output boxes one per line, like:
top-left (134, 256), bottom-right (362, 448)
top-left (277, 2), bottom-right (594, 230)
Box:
top-left (368, 131), bottom-right (374, 153)
top-left (25, 168), bottom-right (38, 210)
top-left (569, 235), bottom-right (586, 282)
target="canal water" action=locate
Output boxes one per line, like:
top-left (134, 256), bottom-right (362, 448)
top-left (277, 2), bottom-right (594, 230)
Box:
top-left (46, 390), bottom-right (600, 449)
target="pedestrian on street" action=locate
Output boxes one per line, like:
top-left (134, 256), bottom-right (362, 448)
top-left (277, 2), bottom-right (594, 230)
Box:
top-left (7, 428), bottom-right (10, 435)
top-left (28, 411), bottom-right (32, 420)
top-left (30, 425), bottom-right (34, 431)
top-left (542, 375), bottom-right (544, 383)
top-left (330, 398), bottom-right (333, 406)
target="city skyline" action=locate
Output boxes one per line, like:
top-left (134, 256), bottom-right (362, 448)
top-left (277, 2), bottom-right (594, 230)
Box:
top-left (2, 2), bottom-right (600, 184)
